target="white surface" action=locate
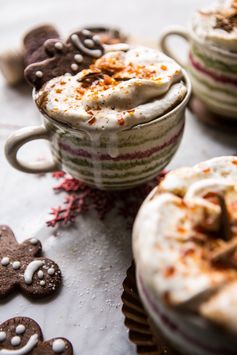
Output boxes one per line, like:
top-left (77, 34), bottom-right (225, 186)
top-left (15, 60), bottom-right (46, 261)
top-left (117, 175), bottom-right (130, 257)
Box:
top-left (1, 1), bottom-right (237, 354)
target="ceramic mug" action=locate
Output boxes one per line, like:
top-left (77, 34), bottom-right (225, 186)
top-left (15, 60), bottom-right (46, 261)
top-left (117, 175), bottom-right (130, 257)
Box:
top-left (5, 73), bottom-right (191, 190)
top-left (160, 26), bottom-right (237, 119)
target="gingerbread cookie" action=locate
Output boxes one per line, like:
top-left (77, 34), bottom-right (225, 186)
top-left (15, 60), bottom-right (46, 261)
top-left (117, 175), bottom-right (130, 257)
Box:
top-left (23, 24), bottom-right (60, 67)
top-left (0, 316), bottom-right (73, 354)
top-left (24, 29), bottom-right (104, 89)
top-left (0, 225), bottom-right (62, 299)
top-left (84, 26), bottom-right (127, 44)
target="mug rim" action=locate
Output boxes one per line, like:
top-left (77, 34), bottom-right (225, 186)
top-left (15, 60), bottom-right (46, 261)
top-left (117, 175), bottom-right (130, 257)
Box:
top-left (188, 22), bottom-right (237, 59)
top-left (33, 69), bottom-right (191, 134)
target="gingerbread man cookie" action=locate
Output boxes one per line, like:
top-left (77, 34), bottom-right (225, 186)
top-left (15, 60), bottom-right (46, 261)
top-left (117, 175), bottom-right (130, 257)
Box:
top-left (24, 29), bottom-right (104, 89)
top-left (23, 24), bottom-right (60, 67)
top-left (0, 317), bottom-right (73, 354)
top-left (0, 225), bottom-right (62, 299)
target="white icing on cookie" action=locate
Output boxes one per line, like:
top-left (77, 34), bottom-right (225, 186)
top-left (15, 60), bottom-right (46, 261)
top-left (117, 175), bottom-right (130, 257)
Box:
top-left (84, 39), bottom-right (94, 48)
top-left (71, 34), bottom-right (102, 58)
top-left (37, 270), bottom-right (44, 279)
top-left (24, 260), bottom-right (44, 285)
top-left (0, 332), bottom-right (6, 342)
top-left (71, 63), bottom-right (79, 72)
top-left (55, 42), bottom-right (63, 50)
top-left (30, 238), bottom-right (38, 245)
top-left (1, 257), bottom-right (9, 266)
top-left (48, 268), bottom-right (55, 276)
top-left (93, 35), bottom-right (100, 43)
top-left (74, 54), bottom-right (83, 63)
top-left (12, 261), bottom-right (21, 270)
top-left (15, 325), bottom-right (25, 335)
top-left (52, 339), bottom-right (66, 353)
top-left (11, 336), bottom-right (21, 346)
top-left (40, 280), bottom-right (46, 286)
top-left (35, 71), bottom-right (43, 78)
top-left (0, 334), bottom-right (38, 354)
top-left (81, 29), bottom-right (92, 36)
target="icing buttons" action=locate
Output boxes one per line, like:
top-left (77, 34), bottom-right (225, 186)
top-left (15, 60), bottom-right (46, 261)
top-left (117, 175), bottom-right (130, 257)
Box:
top-left (71, 63), bottom-right (79, 71)
top-left (74, 54), bottom-right (83, 63)
top-left (1, 257), bottom-right (9, 266)
top-left (92, 35), bottom-right (100, 43)
top-left (52, 338), bottom-right (66, 353)
top-left (0, 225), bottom-right (62, 299)
top-left (0, 317), bottom-right (73, 354)
top-left (48, 268), bottom-right (55, 276)
top-left (12, 261), bottom-right (21, 270)
top-left (81, 29), bottom-right (92, 36)
top-left (0, 331), bottom-right (6, 341)
top-left (71, 33), bottom-right (103, 58)
top-left (11, 335), bottom-right (21, 346)
top-left (35, 71), bottom-right (43, 78)
top-left (30, 238), bottom-right (38, 245)
top-left (16, 324), bottom-right (26, 335)
top-left (37, 270), bottom-right (44, 279)
top-left (84, 39), bottom-right (94, 48)
top-left (55, 42), bottom-right (63, 50)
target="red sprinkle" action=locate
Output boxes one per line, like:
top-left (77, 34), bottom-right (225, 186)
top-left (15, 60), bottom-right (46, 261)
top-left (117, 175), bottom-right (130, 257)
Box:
top-left (118, 117), bottom-right (125, 126)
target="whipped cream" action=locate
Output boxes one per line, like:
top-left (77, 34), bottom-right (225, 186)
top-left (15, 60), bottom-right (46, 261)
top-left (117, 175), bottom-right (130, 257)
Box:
top-left (192, 0), bottom-right (237, 52)
top-left (36, 46), bottom-right (187, 131)
top-left (133, 156), bottom-right (237, 333)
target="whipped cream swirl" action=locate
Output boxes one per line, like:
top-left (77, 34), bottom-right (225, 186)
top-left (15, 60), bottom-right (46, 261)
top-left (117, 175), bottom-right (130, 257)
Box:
top-left (133, 156), bottom-right (237, 334)
top-left (36, 46), bottom-right (187, 131)
top-left (192, 0), bottom-right (237, 52)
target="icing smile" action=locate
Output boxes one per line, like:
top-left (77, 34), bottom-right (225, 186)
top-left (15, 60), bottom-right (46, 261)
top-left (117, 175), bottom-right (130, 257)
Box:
top-left (0, 334), bottom-right (38, 355)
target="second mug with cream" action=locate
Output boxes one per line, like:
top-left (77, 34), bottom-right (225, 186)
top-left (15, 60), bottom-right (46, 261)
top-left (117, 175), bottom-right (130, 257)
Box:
top-left (160, 0), bottom-right (237, 119)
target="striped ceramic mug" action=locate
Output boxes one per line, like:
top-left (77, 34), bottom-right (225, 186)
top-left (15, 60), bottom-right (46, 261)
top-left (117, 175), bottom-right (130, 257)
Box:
top-left (5, 74), bottom-right (191, 190)
top-left (160, 26), bottom-right (237, 119)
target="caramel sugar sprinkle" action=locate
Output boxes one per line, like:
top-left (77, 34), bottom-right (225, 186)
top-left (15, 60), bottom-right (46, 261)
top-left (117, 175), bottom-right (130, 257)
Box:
top-left (161, 64), bottom-right (168, 70)
top-left (177, 226), bottom-right (187, 234)
top-left (118, 117), bottom-right (125, 126)
top-left (164, 266), bottom-right (176, 278)
top-left (76, 87), bottom-right (86, 95)
top-left (88, 117), bottom-right (96, 125)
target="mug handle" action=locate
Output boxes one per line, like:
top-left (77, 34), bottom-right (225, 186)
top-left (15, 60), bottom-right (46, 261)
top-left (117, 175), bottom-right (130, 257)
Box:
top-left (5, 125), bottom-right (60, 174)
top-left (159, 26), bottom-right (190, 67)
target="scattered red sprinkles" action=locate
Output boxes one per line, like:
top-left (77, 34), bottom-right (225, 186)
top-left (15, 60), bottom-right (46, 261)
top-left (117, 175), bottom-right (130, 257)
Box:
top-left (47, 171), bottom-right (167, 228)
